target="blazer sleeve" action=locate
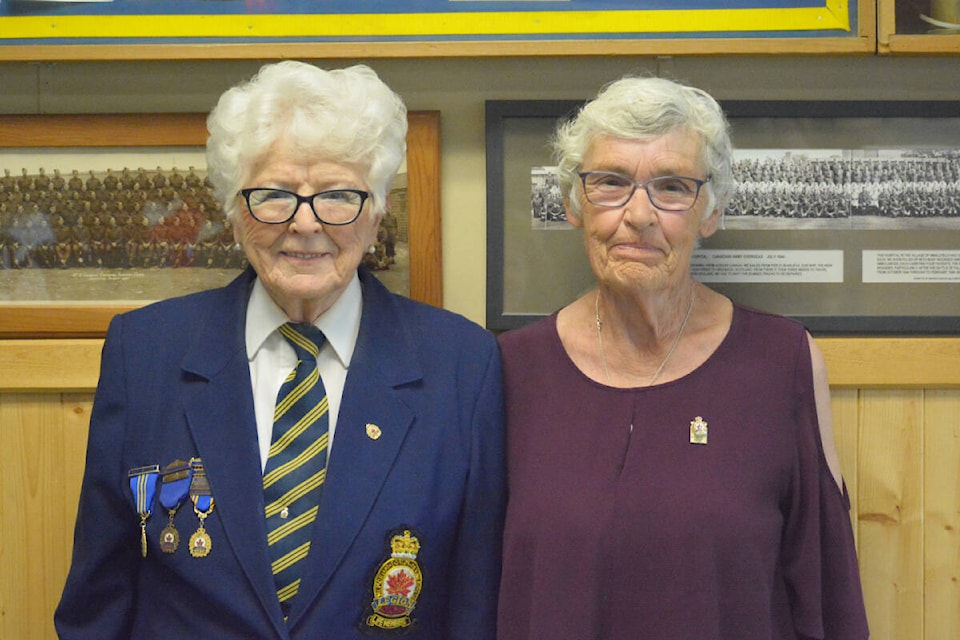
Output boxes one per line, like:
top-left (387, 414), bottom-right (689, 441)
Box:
top-left (444, 339), bottom-right (506, 640)
top-left (55, 316), bottom-right (139, 639)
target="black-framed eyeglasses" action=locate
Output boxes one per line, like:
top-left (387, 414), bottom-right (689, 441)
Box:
top-left (578, 171), bottom-right (710, 212)
top-left (239, 187), bottom-right (370, 225)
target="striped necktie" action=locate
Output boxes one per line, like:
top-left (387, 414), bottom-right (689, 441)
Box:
top-left (263, 322), bottom-right (329, 620)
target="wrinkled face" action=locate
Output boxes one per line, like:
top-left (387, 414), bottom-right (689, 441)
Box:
top-left (569, 130), bottom-right (719, 293)
top-left (234, 138), bottom-right (381, 320)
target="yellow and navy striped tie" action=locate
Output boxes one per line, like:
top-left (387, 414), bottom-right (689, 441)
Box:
top-left (264, 322), bottom-right (329, 620)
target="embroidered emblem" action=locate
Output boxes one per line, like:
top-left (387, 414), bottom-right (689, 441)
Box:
top-left (364, 528), bottom-right (423, 631)
top-left (366, 423), bottom-right (382, 440)
top-left (690, 416), bottom-right (708, 445)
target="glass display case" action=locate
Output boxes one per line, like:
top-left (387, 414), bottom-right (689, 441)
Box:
top-left (880, 0), bottom-right (960, 51)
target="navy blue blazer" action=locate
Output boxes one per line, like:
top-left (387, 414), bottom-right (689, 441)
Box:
top-left (55, 267), bottom-right (506, 640)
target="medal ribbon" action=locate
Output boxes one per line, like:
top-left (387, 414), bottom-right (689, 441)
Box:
top-left (194, 494), bottom-right (213, 512)
top-left (159, 464), bottom-right (193, 512)
top-left (127, 464), bottom-right (160, 558)
top-left (189, 458), bottom-right (213, 513)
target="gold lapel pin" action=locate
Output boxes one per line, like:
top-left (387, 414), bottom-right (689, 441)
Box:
top-left (366, 423), bottom-right (382, 440)
top-left (689, 416), bottom-right (708, 445)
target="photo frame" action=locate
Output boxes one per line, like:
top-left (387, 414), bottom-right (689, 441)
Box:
top-left (485, 99), bottom-right (960, 334)
top-left (0, 1), bottom-right (873, 60)
top-left (0, 111), bottom-right (441, 337)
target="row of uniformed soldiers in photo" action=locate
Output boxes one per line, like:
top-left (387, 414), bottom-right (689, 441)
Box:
top-left (728, 155), bottom-right (960, 219)
top-left (0, 167), bottom-right (248, 270)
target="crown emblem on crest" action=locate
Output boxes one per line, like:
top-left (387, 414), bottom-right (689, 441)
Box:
top-left (390, 529), bottom-right (420, 559)
top-left (364, 527), bottom-right (424, 631)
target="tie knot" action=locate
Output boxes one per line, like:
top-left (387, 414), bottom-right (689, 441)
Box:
top-left (278, 322), bottom-right (326, 361)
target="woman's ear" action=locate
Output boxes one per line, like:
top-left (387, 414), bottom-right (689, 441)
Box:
top-left (698, 208), bottom-right (722, 239)
top-left (564, 197), bottom-right (583, 228)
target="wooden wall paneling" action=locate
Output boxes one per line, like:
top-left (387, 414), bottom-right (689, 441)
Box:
top-left (831, 388), bottom-right (861, 548)
top-left (2, 335), bottom-right (959, 638)
top-left (0, 340), bottom-right (103, 391)
top-left (857, 390), bottom-right (925, 640)
top-left (818, 337), bottom-right (960, 389)
top-left (924, 389), bottom-right (960, 640)
top-left (0, 392), bottom-right (91, 640)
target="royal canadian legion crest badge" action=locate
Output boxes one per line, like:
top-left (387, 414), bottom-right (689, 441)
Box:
top-left (364, 528), bottom-right (423, 631)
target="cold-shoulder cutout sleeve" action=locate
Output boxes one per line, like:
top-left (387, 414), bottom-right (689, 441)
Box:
top-left (784, 331), bottom-right (869, 640)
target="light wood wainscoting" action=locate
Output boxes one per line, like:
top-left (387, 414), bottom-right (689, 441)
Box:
top-left (2, 337), bottom-right (958, 640)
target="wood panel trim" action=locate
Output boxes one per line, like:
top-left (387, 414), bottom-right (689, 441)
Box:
top-left (3, 336), bottom-right (958, 391)
top-left (0, 113), bottom-right (208, 147)
top-left (0, 34), bottom-right (878, 62)
top-left (818, 337), bottom-right (960, 388)
top-left (0, 339), bottom-right (103, 391)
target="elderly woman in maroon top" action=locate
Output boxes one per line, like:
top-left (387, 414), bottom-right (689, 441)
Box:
top-left (496, 76), bottom-right (868, 640)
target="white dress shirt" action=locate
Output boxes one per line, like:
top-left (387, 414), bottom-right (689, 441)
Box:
top-left (244, 274), bottom-right (362, 471)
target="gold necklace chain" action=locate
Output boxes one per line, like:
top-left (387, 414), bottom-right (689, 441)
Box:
top-left (594, 283), bottom-right (695, 387)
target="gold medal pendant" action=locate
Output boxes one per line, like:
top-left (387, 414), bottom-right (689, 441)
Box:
top-left (189, 525), bottom-right (212, 558)
top-left (160, 519), bottom-right (180, 554)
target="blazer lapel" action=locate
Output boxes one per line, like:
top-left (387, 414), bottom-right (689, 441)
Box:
top-left (180, 269), bottom-right (289, 637)
top-left (288, 270), bottom-right (423, 624)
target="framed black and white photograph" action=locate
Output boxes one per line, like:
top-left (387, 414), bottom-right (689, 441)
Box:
top-left (0, 111), bottom-right (442, 337)
top-left (485, 99), bottom-right (960, 334)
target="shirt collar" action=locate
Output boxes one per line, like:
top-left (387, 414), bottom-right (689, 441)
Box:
top-left (245, 273), bottom-right (362, 368)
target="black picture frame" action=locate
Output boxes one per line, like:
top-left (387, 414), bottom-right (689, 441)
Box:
top-left (485, 99), bottom-right (960, 334)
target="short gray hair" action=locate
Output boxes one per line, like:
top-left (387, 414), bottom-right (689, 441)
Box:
top-left (553, 75), bottom-right (734, 221)
top-left (206, 61), bottom-right (407, 221)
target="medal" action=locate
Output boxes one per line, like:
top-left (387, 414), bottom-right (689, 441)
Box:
top-left (160, 524), bottom-right (180, 554)
top-left (158, 459), bottom-right (193, 554)
top-left (127, 464), bottom-right (160, 558)
top-left (188, 459), bottom-right (214, 558)
top-left (189, 506), bottom-right (213, 558)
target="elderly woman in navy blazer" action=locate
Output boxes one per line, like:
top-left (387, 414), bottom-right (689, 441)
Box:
top-left (56, 61), bottom-right (505, 640)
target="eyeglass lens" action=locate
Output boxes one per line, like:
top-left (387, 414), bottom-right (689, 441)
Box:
top-left (244, 188), bottom-right (366, 224)
top-left (581, 172), bottom-right (703, 211)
